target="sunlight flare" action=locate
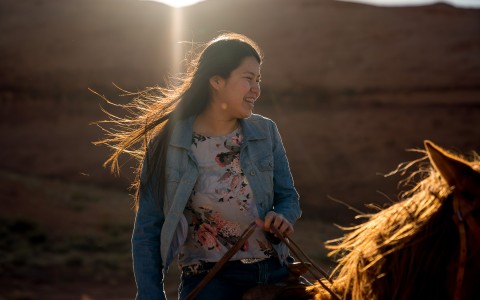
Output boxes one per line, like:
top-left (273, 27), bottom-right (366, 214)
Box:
top-left (171, 7), bottom-right (183, 75)
top-left (143, 0), bottom-right (205, 8)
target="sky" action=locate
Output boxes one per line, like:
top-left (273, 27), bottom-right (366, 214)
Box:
top-left (338, 0), bottom-right (480, 8)
top-left (147, 0), bottom-right (480, 8)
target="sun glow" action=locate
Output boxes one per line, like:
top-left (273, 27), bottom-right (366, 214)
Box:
top-left (171, 7), bottom-right (183, 75)
top-left (139, 2), bottom-right (203, 74)
top-left (143, 0), bottom-right (205, 8)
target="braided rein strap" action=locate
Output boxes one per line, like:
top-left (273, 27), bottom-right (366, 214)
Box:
top-left (185, 222), bottom-right (341, 300)
top-left (270, 226), bottom-right (341, 300)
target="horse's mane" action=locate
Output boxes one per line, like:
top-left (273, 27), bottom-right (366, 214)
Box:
top-left (321, 151), bottom-right (479, 300)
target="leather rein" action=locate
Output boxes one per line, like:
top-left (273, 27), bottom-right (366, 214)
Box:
top-left (452, 193), bottom-right (480, 300)
top-left (269, 225), bottom-right (341, 300)
top-left (185, 222), bottom-right (257, 300)
top-left (185, 222), bottom-right (341, 300)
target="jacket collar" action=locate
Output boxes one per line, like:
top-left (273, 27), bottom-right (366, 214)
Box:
top-left (169, 114), bottom-right (266, 150)
top-left (169, 115), bottom-right (195, 150)
top-left (240, 115), bottom-right (267, 141)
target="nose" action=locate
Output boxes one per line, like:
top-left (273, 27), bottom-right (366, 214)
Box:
top-left (251, 82), bottom-right (261, 98)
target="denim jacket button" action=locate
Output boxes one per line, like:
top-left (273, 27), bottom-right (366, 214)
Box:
top-left (250, 170), bottom-right (256, 176)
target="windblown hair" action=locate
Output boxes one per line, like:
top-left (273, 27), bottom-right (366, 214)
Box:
top-left (305, 150), bottom-right (479, 300)
top-left (94, 32), bottom-right (263, 210)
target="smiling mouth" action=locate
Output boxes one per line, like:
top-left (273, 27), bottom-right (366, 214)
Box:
top-left (244, 97), bottom-right (255, 106)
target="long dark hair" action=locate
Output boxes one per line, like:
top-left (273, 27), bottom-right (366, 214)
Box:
top-left (94, 32), bottom-right (263, 210)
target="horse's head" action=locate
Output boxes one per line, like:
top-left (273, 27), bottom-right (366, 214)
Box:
top-left (425, 140), bottom-right (480, 300)
top-left (318, 141), bottom-right (480, 300)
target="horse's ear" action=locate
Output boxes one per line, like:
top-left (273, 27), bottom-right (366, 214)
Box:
top-left (424, 140), bottom-right (480, 194)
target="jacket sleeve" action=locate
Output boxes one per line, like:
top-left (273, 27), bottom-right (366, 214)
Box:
top-left (269, 121), bottom-right (302, 224)
top-left (132, 156), bottom-right (167, 300)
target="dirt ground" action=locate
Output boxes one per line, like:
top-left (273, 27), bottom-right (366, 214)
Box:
top-left (1, 91), bottom-right (479, 299)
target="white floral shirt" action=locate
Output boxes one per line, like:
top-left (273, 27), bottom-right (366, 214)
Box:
top-left (179, 127), bottom-right (274, 268)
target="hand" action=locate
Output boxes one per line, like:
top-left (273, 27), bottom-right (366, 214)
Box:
top-left (256, 211), bottom-right (294, 238)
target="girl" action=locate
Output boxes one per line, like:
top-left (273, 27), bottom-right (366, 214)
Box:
top-left (97, 32), bottom-right (301, 300)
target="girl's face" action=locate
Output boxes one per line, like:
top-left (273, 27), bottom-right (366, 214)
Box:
top-left (210, 56), bottom-right (261, 120)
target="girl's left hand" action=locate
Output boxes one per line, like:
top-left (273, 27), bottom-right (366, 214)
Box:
top-left (256, 211), bottom-right (294, 238)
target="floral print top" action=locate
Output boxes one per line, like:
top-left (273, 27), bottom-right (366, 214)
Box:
top-left (179, 127), bottom-right (274, 267)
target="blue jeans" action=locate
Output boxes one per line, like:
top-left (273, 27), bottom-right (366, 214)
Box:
top-left (178, 257), bottom-right (291, 300)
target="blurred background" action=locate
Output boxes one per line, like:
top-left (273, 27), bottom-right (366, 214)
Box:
top-left (1, 0), bottom-right (479, 299)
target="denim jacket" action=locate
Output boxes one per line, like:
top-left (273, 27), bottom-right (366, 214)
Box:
top-left (132, 114), bottom-right (301, 300)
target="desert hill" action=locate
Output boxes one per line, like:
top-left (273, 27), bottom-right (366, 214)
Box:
top-left (1, 0), bottom-right (479, 232)
top-left (1, 0), bottom-right (478, 213)
top-left (1, 0), bottom-right (479, 97)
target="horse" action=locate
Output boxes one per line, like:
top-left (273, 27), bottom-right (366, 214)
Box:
top-left (273, 140), bottom-right (480, 300)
